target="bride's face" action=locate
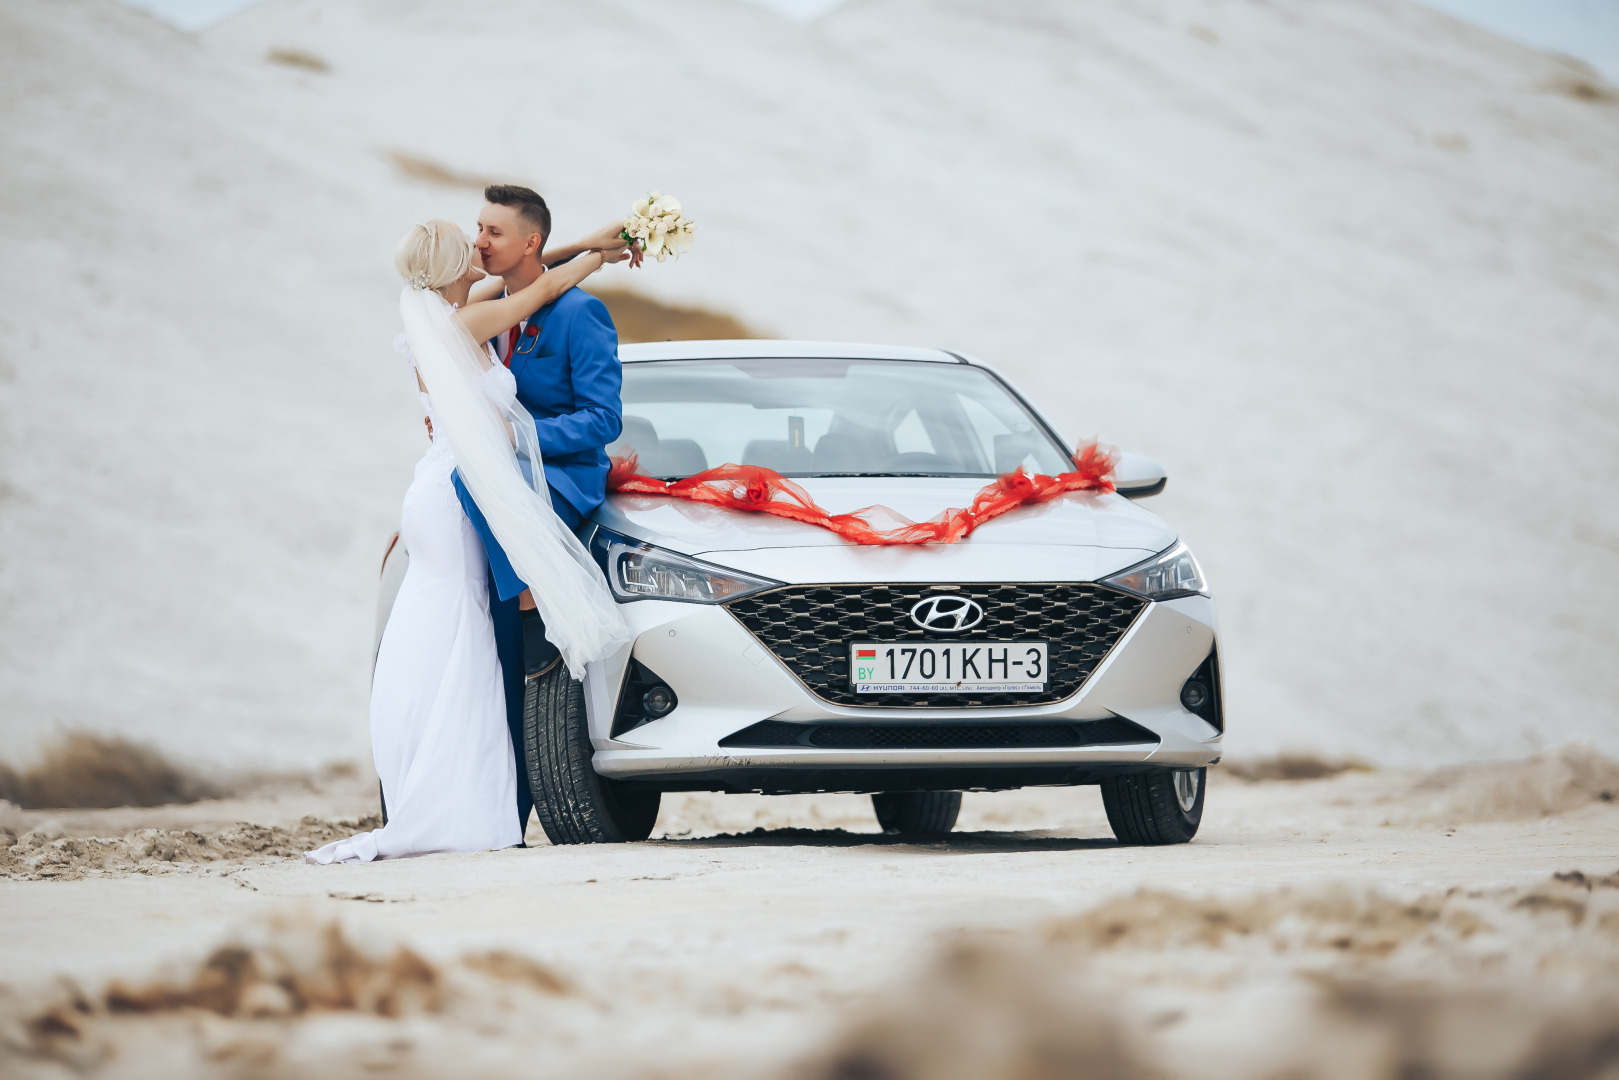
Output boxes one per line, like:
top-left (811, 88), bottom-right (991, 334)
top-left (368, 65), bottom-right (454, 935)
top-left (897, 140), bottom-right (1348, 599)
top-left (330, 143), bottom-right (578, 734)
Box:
top-left (459, 247), bottom-right (488, 285)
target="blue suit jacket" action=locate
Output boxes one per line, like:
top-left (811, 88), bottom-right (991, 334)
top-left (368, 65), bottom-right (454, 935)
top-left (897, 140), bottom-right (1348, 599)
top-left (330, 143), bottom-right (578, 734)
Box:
top-left (454, 286), bottom-right (622, 601)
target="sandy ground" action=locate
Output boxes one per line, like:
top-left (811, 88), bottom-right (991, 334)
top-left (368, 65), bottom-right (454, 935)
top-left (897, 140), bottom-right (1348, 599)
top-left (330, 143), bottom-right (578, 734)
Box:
top-left (3, 753), bottom-right (1617, 1078)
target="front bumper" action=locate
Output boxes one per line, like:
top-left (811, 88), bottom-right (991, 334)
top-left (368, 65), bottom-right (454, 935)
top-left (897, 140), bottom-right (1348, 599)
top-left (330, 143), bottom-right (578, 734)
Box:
top-left (582, 587), bottom-right (1222, 792)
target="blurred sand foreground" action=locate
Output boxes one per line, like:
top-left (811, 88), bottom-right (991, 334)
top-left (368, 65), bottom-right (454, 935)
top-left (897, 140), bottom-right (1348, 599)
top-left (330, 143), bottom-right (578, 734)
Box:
top-left (3, 752), bottom-right (1618, 1079)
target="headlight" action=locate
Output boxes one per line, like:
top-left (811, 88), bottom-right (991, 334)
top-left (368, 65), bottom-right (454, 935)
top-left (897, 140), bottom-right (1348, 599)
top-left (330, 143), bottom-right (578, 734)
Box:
top-left (1100, 541), bottom-right (1207, 600)
top-left (587, 527), bottom-right (781, 604)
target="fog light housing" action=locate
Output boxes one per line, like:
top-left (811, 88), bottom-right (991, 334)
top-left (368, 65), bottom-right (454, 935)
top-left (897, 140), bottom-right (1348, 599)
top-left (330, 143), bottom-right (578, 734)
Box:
top-left (612, 660), bottom-right (681, 737)
top-left (1179, 647), bottom-right (1223, 732)
top-left (641, 685), bottom-right (676, 718)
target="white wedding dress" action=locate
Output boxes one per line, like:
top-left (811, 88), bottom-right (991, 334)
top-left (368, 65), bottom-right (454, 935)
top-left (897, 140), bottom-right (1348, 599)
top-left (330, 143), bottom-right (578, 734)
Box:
top-left (305, 363), bottom-right (525, 863)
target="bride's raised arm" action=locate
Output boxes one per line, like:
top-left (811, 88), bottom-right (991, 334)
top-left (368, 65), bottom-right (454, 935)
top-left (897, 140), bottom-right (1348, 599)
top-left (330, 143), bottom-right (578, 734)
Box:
top-left (455, 249), bottom-right (609, 345)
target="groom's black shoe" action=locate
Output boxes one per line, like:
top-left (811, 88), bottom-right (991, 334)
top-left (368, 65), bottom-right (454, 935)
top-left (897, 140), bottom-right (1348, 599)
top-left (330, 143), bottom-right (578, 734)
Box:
top-left (521, 607), bottom-right (562, 678)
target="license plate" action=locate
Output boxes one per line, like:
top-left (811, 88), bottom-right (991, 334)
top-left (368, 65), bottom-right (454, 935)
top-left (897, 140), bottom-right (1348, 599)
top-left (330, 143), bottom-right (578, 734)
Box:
top-left (849, 642), bottom-right (1048, 693)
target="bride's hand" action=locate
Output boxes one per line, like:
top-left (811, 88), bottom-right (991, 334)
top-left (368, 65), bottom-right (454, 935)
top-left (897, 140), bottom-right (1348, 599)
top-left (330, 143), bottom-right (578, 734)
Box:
top-left (587, 220), bottom-right (628, 248)
top-left (588, 221), bottom-right (644, 268)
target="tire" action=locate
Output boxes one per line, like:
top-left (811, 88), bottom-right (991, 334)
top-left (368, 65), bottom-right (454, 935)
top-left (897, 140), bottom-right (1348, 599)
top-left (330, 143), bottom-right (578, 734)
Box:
top-left (524, 662), bottom-right (660, 844)
top-left (872, 790), bottom-right (962, 836)
top-left (1101, 767), bottom-right (1205, 845)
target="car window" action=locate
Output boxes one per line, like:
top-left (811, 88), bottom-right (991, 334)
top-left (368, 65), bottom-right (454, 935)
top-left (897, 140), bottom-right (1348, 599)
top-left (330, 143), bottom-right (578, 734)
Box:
top-left (891, 408), bottom-right (933, 456)
top-left (610, 357), bottom-right (1074, 479)
top-left (959, 392), bottom-right (1045, 474)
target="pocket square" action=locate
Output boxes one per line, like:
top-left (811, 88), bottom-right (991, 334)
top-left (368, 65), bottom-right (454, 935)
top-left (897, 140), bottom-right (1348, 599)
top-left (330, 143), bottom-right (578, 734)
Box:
top-left (524, 324), bottom-right (541, 337)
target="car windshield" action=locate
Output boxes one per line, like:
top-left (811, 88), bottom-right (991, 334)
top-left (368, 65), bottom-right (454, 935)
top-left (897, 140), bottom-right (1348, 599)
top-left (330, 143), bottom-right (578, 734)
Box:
top-left (610, 357), bottom-right (1074, 479)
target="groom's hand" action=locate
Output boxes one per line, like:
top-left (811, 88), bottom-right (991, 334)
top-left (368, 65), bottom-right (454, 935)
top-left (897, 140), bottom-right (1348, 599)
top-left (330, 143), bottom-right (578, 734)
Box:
top-left (424, 416), bottom-right (435, 440)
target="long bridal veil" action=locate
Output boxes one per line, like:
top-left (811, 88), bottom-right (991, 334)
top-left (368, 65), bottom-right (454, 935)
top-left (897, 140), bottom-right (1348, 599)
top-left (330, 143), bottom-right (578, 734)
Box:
top-left (399, 286), bottom-right (630, 679)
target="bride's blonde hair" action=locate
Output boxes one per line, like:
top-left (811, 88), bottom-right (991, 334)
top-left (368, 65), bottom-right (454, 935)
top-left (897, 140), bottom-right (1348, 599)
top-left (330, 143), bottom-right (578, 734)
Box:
top-left (394, 220), bottom-right (474, 292)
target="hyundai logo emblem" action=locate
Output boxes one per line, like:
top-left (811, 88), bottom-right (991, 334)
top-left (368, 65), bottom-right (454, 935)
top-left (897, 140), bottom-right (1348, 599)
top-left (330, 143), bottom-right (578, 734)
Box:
top-left (909, 595), bottom-right (984, 633)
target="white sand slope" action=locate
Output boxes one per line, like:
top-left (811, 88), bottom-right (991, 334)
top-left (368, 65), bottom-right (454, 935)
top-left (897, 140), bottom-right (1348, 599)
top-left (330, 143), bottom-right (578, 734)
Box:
top-left (1, 0), bottom-right (1616, 770)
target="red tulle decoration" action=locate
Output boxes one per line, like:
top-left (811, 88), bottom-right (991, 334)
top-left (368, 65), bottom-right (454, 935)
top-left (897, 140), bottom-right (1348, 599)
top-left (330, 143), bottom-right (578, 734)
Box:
top-left (606, 441), bottom-right (1118, 546)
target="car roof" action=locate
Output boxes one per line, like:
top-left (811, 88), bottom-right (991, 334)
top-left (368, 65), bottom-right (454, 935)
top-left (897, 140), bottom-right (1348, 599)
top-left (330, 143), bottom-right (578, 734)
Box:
top-left (618, 339), bottom-right (967, 364)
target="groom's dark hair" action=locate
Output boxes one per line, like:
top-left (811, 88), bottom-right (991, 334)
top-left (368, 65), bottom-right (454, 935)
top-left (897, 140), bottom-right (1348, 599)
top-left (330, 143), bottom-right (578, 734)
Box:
top-left (484, 184), bottom-right (551, 248)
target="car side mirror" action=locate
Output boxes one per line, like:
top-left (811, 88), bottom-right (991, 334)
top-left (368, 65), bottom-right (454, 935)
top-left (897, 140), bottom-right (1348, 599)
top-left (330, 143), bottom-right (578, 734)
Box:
top-left (1113, 451), bottom-right (1167, 499)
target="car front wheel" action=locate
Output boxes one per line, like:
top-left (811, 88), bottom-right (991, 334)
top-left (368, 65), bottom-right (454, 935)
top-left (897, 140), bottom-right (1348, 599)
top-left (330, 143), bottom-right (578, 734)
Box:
top-left (524, 663), bottom-right (661, 844)
top-left (872, 790), bottom-right (962, 836)
top-left (1101, 767), bottom-right (1205, 845)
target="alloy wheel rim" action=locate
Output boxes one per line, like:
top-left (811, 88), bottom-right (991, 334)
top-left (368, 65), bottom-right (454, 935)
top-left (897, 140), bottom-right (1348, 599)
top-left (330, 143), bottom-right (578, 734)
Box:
top-left (1173, 769), bottom-right (1200, 813)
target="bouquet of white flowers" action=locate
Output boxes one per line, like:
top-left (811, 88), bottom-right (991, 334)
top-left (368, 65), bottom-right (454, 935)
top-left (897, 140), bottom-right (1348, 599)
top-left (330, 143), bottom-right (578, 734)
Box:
top-left (620, 192), bottom-right (695, 262)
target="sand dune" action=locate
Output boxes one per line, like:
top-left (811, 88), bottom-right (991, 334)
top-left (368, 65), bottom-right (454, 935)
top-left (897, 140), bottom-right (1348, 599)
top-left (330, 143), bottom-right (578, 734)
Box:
top-left (3, 0), bottom-right (1616, 772)
top-left (5, 5), bottom-right (1617, 1075)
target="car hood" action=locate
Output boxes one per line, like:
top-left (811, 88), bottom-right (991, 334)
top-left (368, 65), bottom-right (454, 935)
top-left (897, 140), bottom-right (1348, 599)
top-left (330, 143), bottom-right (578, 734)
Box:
top-left (592, 478), bottom-right (1176, 583)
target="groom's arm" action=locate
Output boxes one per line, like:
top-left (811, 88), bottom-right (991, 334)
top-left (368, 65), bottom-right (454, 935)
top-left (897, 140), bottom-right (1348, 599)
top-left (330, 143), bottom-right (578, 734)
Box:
top-left (533, 296), bottom-right (622, 456)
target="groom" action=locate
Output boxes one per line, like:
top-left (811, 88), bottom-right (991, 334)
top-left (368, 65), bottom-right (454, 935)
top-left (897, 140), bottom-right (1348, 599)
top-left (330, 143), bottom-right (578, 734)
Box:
top-left (453, 183), bottom-right (624, 836)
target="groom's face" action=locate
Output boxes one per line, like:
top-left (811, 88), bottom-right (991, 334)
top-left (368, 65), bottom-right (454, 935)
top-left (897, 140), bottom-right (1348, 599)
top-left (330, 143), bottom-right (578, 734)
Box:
top-left (476, 203), bottom-right (544, 278)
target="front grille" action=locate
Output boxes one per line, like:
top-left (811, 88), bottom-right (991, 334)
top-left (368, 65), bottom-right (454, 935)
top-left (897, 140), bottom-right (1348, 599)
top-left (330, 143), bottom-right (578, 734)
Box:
top-left (725, 583), bottom-right (1146, 708)
top-left (719, 718), bottom-right (1157, 750)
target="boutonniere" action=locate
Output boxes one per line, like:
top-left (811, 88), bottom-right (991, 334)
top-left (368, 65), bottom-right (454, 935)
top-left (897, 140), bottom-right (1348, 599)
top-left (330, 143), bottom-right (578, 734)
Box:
top-left (524, 324), bottom-right (541, 338)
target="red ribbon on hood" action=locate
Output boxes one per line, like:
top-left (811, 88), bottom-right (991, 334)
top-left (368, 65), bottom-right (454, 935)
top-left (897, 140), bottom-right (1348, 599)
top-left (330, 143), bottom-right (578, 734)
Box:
top-left (605, 441), bottom-right (1118, 546)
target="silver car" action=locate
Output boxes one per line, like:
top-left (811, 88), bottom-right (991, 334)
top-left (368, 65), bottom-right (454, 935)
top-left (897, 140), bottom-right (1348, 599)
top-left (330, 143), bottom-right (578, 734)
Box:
top-left (378, 341), bottom-right (1222, 845)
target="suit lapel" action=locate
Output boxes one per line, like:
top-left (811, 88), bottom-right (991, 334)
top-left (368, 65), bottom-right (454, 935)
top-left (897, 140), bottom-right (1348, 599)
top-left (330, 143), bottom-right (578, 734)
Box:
top-left (502, 291), bottom-right (564, 387)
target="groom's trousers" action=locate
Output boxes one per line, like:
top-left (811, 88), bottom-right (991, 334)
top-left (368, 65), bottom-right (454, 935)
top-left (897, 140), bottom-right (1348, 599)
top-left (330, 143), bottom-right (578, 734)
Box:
top-left (453, 471), bottom-right (585, 837)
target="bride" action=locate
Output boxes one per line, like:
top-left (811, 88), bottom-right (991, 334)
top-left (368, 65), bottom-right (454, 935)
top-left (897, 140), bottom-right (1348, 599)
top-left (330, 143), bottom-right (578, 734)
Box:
top-left (307, 219), bottom-right (632, 864)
